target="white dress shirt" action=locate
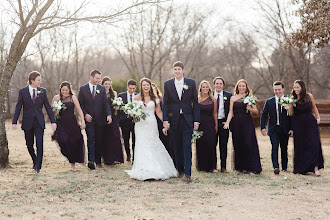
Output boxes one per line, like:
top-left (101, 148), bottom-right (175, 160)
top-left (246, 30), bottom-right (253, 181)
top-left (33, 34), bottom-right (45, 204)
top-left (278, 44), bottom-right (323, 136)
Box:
top-left (89, 82), bottom-right (96, 96)
top-left (275, 95), bottom-right (283, 125)
top-left (28, 85), bottom-right (37, 99)
top-left (127, 91), bottom-right (135, 103)
top-left (215, 90), bottom-right (225, 119)
top-left (175, 78), bottom-right (184, 114)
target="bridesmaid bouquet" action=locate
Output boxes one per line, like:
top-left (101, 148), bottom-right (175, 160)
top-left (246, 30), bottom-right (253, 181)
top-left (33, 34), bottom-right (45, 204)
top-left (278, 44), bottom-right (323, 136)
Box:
top-left (191, 130), bottom-right (204, 143)
top-left (52, 100), bottom-right (67, 119)
top-left (241, 94), bottom-right (257, 113)
top-left (111, 97), bottom-right (124, 115)
top-left (121, 102), bottom-right (148, 123)
top-left (279, 95), bottom-right (296, 116)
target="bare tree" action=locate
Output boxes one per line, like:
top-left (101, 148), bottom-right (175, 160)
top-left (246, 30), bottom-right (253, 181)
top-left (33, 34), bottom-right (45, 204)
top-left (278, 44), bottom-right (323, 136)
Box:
top-left (0, 0), bottom-right (163, 168)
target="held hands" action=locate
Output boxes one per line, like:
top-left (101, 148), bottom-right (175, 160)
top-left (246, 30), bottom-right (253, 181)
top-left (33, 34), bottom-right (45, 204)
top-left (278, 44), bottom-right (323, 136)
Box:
top-left (223, 122), bottom-right (229, 130)
top-left (194, 122), bottom-right (199, 131)
top-left (107, 115), bottom-right (112, 124)
top-left (261, 129), bottom-right (267, 136)
top-left (12, 124), bottom-right (17, 130)
top-left (51, 123), bottom-right (57, 132)
top-left (85, 114), bottom-right (92, 123)
top-left (163, 121), bottom-right (170, 136)
top-left (288, 130), bottom-right (293, 136)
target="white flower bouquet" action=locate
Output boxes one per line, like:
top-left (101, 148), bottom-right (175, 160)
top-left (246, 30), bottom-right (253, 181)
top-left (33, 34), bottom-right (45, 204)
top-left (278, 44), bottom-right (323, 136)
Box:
top-left (279, 95), bottom-right (296, 116)
top-left (191, 130), bottom-right (204, 143)
top-left (52, 100), bottom-right (67, 119)
top-left (241, 94), bottom-right (257, 113)
top-left (120, 102), bottom-right (148, 123)
top-left (111, 97), bottom-right (124, 115)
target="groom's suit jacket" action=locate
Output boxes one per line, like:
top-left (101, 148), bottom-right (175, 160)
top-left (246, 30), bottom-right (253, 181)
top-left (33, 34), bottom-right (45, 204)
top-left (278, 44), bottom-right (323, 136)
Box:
top-left (163, 77), bottom-right (200, 129)
top-left (12, 86), bottom-right (55, 130)
top-left (260, 96), bottom-right (292, 136)
top-left (78, 83), bottom-right (111, 126)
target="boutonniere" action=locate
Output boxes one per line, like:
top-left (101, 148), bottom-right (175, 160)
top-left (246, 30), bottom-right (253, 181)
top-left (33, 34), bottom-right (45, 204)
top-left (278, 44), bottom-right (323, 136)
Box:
top-left (95, 88), bottom-right (100, 95)
top-left (223, 96), bottom-right (227, 101)
top-left (37, 89), bottom-right (43, 96)
top-left (183, 83), bottom-right (189, 91)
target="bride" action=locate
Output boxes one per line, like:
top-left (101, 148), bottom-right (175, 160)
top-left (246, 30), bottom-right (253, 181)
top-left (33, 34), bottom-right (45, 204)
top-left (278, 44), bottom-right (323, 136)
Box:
top-left (125, 78), bottom-right (178, 180)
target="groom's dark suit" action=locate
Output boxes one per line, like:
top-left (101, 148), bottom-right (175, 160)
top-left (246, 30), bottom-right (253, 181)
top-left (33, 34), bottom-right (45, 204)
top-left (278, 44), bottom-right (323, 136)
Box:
top-left (78, 83), bottom-right (111, 165)
top-left (12, 86), bottom-right (55, 170)
top-left (260, 96), bottom-right (292, 170)
top-left (163, 77), bottom-right (200, 176)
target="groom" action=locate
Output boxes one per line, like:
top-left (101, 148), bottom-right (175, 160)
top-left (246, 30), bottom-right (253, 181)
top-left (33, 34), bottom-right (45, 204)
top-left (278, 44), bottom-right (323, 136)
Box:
top-left (78, 70), bottom-right (112, 170)
top-left (163, 61), bottom-right (200, 183)
top-left (12, 71), bottom-right (56, 173)
top-left (260, 81), bottom-right (293, 174)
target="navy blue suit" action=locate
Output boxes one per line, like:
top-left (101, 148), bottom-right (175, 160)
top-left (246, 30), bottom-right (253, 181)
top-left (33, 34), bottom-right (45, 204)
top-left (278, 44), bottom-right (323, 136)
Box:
top-left (118, 91), bottom-right (138, 161)
top-left (78, 83), bottom-right (111, 164)
top-left (12, 86), bottom-right (56, 170)
top-left (213, 90), bottom-right (232, 169)
top-left (260, 97), bottom-right (292, 170)
top-left (163, 77), bottom-right (200, 176)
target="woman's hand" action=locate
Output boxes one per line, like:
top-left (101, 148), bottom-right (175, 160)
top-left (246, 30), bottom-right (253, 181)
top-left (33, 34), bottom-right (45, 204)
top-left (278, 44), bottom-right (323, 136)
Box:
top-left (80, 120), bottom-right (86, 130)
top-left (223, 122), bottom-right (229, 129)
top-left (316, 118), bottom-right (320, 124)
top-left (246, 105), bottom-right (253, 112)
top-left (115, 106), bottom-right (120, 110)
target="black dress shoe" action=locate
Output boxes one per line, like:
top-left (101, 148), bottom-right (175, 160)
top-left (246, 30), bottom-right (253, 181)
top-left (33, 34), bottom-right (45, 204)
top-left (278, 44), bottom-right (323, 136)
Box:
top-left (185, 175), bottom-right (191, 183)
top-left (35, 169), bottom-right (40, 174)
top-left (88, 162), bottom-right (95, 170)
top-left (178, 173), bottom-right (184, 178)
top-left (274, 168), bottom-right (280, 175)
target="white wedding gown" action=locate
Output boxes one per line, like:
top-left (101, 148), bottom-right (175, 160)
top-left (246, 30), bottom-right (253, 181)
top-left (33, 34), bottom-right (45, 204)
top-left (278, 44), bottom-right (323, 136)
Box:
top-left (125, 100), bottom-right (178, 180)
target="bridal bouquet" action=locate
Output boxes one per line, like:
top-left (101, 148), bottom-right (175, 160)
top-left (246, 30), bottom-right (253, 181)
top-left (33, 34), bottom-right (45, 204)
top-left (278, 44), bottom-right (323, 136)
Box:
top-left (191, 130), bottom-right (204, 143)
top-left (52, 100), bottom-right (67, 119)
top-left (241, 94), bottom-right (257, 113)
top-left (279, 95), bottom-right (296, 116)
top-left (111, 97), bottom-right (124, 115)
top-left (121, 102), bottom-right (148, 123)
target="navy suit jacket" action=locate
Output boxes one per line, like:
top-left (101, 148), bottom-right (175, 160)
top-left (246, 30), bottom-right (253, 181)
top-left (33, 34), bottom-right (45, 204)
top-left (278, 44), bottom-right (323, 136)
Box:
top-left (78, 83), bottom-right (111, 126)
top-left (12, 86), bottom-right (55, 130)
top-left (260, 96), bottom-right (292, 136)
top-left (213, 90), bottom-right (233, 119)
top-left (163, 77), bottom-right (200, 129)
top-left (118, 91), bottom-right (138, 121)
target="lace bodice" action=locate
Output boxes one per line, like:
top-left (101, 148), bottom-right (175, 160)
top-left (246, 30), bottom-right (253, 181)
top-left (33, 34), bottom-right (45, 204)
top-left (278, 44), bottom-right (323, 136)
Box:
top-left (135, 99), bottom-right (160, 115)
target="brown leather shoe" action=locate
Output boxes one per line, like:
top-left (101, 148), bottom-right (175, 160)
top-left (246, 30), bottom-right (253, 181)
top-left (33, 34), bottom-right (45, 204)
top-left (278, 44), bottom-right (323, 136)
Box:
top-left (221, 168), bottom-right (228, 173)
top-left (274, 168), bottom-right (280, 175)
top-left (185, 175), bottom-right (191, 183)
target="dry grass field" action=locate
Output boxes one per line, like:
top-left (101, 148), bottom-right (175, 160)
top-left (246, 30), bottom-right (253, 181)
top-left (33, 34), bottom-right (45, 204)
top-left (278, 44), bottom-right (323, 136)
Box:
top-left (0, 120), bottom-right (329, 220)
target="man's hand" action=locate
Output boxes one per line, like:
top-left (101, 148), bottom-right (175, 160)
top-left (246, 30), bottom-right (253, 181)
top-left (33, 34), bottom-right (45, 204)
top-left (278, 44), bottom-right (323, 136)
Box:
top-left (85, 114), bottom-right (92, 123)
top-left (12, 124), bottom-right (17, 130)
top-left (163, 121), bottom-right (170, 130)
top-left (162, 128), bottom-right (168, 136)
top-left (107, 115), bottom-right (112, 124)
top-left (261, 129), bottom-right (267, 136)
top-left (288, 130), bottom-right (293, 136)
top-left (51, 123), bottom-right (57, 132)
top-left (193, 122), bottom-right (199, 131)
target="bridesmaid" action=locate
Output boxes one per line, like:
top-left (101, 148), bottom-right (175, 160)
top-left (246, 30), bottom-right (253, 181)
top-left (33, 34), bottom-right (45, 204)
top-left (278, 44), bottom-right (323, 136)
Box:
top-left (52, 81), bottom-right (86, 170)
top-left (195, 81), bottom-right (218, 172)
top-left (102, 76), bottom-right (124, 165)
top-left (223, 79), bottom-right (262, 174)
top-left (291, 80), bottom-right (324, 176)
top-left (152, 83), bottom-right (174, 160)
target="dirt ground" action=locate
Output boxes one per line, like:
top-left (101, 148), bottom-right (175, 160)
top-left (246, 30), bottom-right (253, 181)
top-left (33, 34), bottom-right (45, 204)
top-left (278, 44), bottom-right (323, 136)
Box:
top-left (0, 120), bottom-right (329, 220)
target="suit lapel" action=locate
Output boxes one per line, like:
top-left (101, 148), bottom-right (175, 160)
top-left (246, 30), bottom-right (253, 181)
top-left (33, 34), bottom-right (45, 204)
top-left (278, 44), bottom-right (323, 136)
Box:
top-left (24, 86), bottom-right (34, 104)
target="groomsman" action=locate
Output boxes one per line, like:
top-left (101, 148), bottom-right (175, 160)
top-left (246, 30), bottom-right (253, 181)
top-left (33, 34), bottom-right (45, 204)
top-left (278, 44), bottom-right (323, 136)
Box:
top-left (78, 70), bottom-right (112, 169)
top-left (118, 79), bottom-right (138, 162)
top-left (213, 77), bottom-right (232, 173)
top-left (260, 81), bottom-right (293, 174)
top-left (12, 71), bottom-right (56, 173)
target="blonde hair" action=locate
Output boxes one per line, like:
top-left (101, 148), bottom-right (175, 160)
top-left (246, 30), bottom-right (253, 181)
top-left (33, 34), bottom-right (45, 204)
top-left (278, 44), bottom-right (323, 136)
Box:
top-left (198, 80), bottom-right (214, 99)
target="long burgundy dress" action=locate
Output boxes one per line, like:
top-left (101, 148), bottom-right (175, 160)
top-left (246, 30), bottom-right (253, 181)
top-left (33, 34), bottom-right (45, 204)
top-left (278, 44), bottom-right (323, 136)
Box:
top-left (52, 96), bottom-right (85, 164)
top-left (231, 101), bottom-right (262, 173)
top-left (195, 97), bottom-right (217, 172)
top-left (293, 101), bottom-right (324, 174)
top-left (102, 95), bottom-right (124, 165)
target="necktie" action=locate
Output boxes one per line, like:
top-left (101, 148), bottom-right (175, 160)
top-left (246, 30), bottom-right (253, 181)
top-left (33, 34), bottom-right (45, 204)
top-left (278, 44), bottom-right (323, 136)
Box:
top-left (32, 89), bottom-right (36, 104)
top-left (278, 98), bottom-right (281, 125)
top-left (92, 86), bottom-right (95, 98)
top-left (217, 94), bottom-right (220, 114)
top-left (130, 94), bottom-right (133, 102)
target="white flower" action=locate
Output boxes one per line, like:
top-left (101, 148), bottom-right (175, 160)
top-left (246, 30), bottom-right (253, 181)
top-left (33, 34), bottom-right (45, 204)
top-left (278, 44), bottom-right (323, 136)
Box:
top-left (183, 83), bottom-right (189, 90)
top-left (223, 96), bottom-right (227, 101)
top-left (95, 88), bottom-right (100, 94)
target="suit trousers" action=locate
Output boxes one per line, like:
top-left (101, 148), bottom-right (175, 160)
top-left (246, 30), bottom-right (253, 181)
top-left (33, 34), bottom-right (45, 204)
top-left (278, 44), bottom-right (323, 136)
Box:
top-left (170, 115), bottom-right (193, 176)
top-left (24, 118), bottom-right (44, 170)
top-left (119, 119), bottom-right (135, 160)
top-left (86, 121), bottom-right (106, 164)
top-left (269, 125), bottom-right (289, 170)
top-left (216, 118), bottom-right (229, 169)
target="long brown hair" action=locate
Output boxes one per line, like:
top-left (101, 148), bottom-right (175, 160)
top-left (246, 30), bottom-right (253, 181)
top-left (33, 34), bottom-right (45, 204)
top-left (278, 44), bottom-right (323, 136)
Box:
top-left (102, 76), bottom-right (115, 99)
top-left (234, 79), bottom-right (252, 95)
top-left (59, 81), bottom-right (75, 100)
top-left (292, 79), bottom-right (310, 104)
top-left (140, 78), bottom-right (156, 105)
top-left (151, 83), bottom-right (162, 101)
